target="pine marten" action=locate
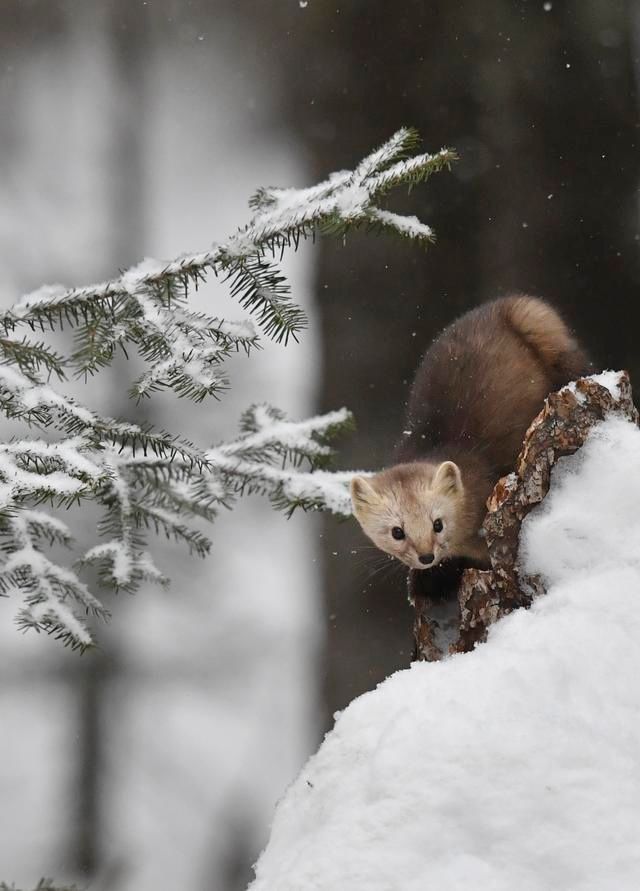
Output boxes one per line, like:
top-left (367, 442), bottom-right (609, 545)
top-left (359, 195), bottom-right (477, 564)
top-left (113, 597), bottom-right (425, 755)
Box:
top-left (350, 296), bottom-right (591, 573)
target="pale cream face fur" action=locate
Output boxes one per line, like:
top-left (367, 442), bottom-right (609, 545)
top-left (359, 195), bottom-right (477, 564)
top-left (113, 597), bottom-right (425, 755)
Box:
top-left (350, 461), bottom-right (467, 570)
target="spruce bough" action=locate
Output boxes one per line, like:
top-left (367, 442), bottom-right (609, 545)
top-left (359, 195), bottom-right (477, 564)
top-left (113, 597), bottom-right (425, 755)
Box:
top-left (0, 128), bottom-right (455, 649)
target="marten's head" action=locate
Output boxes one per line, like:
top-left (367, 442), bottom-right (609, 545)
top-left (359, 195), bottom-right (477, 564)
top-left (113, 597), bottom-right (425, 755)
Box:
top-left (350, 461), bottom-right (467, 570)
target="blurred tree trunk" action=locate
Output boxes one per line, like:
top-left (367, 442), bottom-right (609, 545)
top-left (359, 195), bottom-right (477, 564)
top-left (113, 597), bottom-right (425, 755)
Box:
top-left (72, 0), bottom-right (148, 878)
top-left (108, 0), bottom-right (148, 269)
top-left (259, 0), bottom-right (640, 720)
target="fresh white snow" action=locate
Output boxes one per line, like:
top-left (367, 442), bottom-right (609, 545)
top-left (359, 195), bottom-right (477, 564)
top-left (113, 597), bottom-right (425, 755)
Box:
top-left (250, 414), bottom-right (640, 891)
top-left (565, 369), bottom-right (622, 404)
top-left (520, 416), bottom-right (640, 587)
top-left (369, 207), bottom-right (434, 241)
top-left (588, 369), bottom-right (622, 400)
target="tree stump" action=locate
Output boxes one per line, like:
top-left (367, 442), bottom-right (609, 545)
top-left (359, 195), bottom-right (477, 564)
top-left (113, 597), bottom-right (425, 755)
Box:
top-left (412, 372), bottom-right (638, 662)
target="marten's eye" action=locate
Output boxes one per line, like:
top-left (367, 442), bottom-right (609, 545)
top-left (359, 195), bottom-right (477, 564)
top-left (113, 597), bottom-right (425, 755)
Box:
top-left (391, 526), bottom-right (405, 541)
top-left (433, 518), bottom-right (444, 533)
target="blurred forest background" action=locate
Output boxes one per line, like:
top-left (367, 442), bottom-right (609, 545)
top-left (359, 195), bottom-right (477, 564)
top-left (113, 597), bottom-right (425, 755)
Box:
top-left (1, 1), bottom-right (639, 889)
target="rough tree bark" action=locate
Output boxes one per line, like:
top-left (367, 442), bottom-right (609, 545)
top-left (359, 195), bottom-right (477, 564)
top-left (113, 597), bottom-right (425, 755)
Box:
top-left (413, 372), bottom-right (639, 662)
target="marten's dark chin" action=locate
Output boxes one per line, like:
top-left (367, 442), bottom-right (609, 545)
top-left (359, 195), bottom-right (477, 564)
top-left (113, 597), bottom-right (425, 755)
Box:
top-left (407, 558), bottom-right (468, 603)
top-left (411, 554), bottom-right (486, 573)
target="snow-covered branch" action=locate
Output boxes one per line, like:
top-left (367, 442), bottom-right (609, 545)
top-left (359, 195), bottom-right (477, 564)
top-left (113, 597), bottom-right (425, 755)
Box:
top-left (0, 127), bottom-right (453, 378)
top-left (7, 512), bottom-right (108, 650)
top-left (0, 129), bottom-right (453, 648)
top-left (0, 396), bottom-right (357, 647)
top-left (205, 406), bottom-right (357, 515)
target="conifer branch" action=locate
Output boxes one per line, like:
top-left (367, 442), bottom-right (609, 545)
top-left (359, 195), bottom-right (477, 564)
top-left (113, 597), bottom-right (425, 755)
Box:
top-left (0, 129), bottom-right (454, 648)
top-left (1, 881), bottom-right (81, 891)
top-left (0, 127), bottom-right (453, 366)
top-left (7, 513), bottom-right (109, 651)
top-left (203, 406), bottom-right (356, 516)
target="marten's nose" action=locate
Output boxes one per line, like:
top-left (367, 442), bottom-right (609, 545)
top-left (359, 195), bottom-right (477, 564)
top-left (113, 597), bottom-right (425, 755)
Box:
top-left (418, 553), bottom-right (434, 565)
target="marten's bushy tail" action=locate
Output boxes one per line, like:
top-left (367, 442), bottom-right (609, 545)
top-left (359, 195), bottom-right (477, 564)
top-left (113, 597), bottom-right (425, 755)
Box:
top-left (504, 296), bottom-right (590, 380)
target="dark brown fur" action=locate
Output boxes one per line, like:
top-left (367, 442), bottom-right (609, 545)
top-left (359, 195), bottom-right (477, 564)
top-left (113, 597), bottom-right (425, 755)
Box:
top-left (396, 295), bottom-right (591, 485)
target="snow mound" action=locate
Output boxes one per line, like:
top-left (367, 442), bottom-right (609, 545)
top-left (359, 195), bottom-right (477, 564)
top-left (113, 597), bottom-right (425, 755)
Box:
top-left (520, 416), bottom-right (640, 586)
top-left (250, 416), bottom-right (640, 891)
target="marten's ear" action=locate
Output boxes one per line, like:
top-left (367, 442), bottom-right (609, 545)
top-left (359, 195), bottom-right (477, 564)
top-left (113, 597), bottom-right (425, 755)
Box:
top-left (433, 461), bottom-right (463, 496)
top-left (350, 476), bottom-right (380, 514)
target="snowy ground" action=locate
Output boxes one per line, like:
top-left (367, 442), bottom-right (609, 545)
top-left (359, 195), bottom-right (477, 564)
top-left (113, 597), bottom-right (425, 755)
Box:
top-left (250, 413), bottom-right (640, 891)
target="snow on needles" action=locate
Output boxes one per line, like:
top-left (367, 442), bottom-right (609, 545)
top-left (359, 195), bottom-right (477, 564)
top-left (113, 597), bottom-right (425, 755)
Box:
top-left (250, 415), bottom-right (640, 891)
